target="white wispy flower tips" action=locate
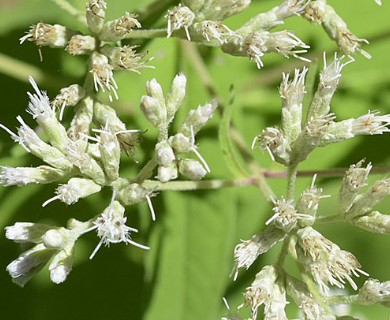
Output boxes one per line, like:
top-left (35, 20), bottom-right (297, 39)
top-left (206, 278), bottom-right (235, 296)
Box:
top-left (5, 222), bottom-right (52, 243)
top-left (320, 53), bottom-right (353, 93)
top-left (233, 226), bottom-right (286, 280)
top-left (276, 0), bottom-right (311, 18)
top-left (198, 21), bottom-right (234, 44)
top-left (86, 0), bottom-right (107, 34)
top-left (90, 52), bottom-right (118, 102)
top-left (296, 227), bottom-right (368, 293)
top-left (166, 4), bottom-right (195, 41)
top-left (43, 178), bottom-right (102, 207)
top-left (245, 31), bottom-right (310, 69)
top-left (359, 279), bottom-right (390, 305)
top-left (90, 199), bottom-right (149, 259)
top-left (266, 198), bottom-right (314, 232)
top-left (27, 76), bottom-right (53, 120)
top-left (375, 0), bottom-right (382, 5)
top-left (243, 265), bottom-right (288, 320)
top-left (352, 111), bottom-right (390, 135)
top-left (19, 23), bottom-right (69, 47)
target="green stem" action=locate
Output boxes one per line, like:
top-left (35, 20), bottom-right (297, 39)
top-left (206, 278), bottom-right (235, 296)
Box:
top-left (286, 163), bottom-right (298, 200)
top-left (141, 177), bottom-right (258, 191)
top-left (326, 294), bottom-right (359, 305)
top-left (315, 214), bottom-right (345, 225)
top-left (124, 29), bottom-right (168, 39)
top-left (276, 235), bottom-right (291, 268)
top-left (134, 156), bottom-right (158, 184)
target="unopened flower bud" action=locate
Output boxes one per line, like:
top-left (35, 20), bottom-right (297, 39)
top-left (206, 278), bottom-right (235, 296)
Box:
top-left (0, 165), bottom-right (67, 186)
top-left (93, 101), bottom-right (126, 132)
top-left (178, 101), bottom-right (218, 138)
top-left (6, 243), bottom-right (54, 287)
top-left (97, 127), bottom-right (121, 181)
top-left (146, 78), bottom-right (166, 109)
top-left (66, 140), bottom-right (106, 185)
top-left (99, 12), bottom-right (141, 41)
top-left (5, 222), bottom-right (52, 243)
top-left (117, 183), bottom-right (154, 206)
top-left (141, 96), bottom-right (166, 128)
top-left (20, 23), bottom-right (73, 47)
top-left (42, 229), bottom-right (68, 249)
top-left (49, 245), bottom-right (74, 284)
top-left (43, 178), bottom-right (102, 207)
top-left (166, 73), bottom-right (186, 123)
top-left (156, 141), bottom-right (176, 167)
top-left (157, 162), bottom-right (178, 183)
top-left (86, 0), bottom-right (107, 34)
top-left (178, 158), bottom-right (207, 180)
top-left (169, 133), bottom-right (192, 153)
top-left (66, 35), bottom-right (96, 55)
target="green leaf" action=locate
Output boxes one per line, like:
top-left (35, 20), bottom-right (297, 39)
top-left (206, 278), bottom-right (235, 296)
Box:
top-left (144, 189), bottom-right (237, 320)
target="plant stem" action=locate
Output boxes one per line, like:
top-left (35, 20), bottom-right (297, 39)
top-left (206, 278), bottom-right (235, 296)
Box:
top-left (141, 177), bottom-right (258, 191)
top-left (276, 235), bottom-right (291, 268)
top-left (286, 163), bottom-right (298, 200)
top-left (315, 214), bottom-right (345, 225)
top-left (326, 294), bottom-right (359, 305)
top-left (134, 156), bottom-right (158, 183)
top-left (124, 29), bottom-right (168, 39)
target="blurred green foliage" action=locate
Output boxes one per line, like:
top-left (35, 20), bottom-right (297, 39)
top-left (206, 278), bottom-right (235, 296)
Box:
top-left (0, 0), bottom-right (390, 319)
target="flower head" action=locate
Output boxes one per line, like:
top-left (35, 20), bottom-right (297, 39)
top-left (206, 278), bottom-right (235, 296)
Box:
top-left (296, 227), bottom-right (368, 293)
top-left (90, 52), bottom-right (118, 102)
top-left (166, 4), bottom-right (195, 41)
top-left (90, 198), bottom-right (149, 259)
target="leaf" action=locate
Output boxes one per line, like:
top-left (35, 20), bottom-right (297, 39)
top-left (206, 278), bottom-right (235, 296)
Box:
top-left (144, 188), bottom-right (237, 320)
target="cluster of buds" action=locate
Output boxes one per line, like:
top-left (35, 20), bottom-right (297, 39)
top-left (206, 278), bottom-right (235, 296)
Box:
top-left (339, 161), bottom-right (390, 234)
top-left (165, 0), bottom-right (370, 70)
top-left (140, 73), bottom-right (217, 182)
top-left (1, 70), bottom-right (216, 285)
top-left (5, 222), bottom-right (79, 286)
top-left (304, 0), bottom-right (371, 58)
top-left (253, 54), bottom-right (390, 166)
top-left (165, 0), bottom-right (311, 68)
top-left (20, 0), bottom-right (151, 103)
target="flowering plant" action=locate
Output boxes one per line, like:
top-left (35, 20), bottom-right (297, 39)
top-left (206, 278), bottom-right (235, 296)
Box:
top-left (0, 0), bottom-right (390, 319)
